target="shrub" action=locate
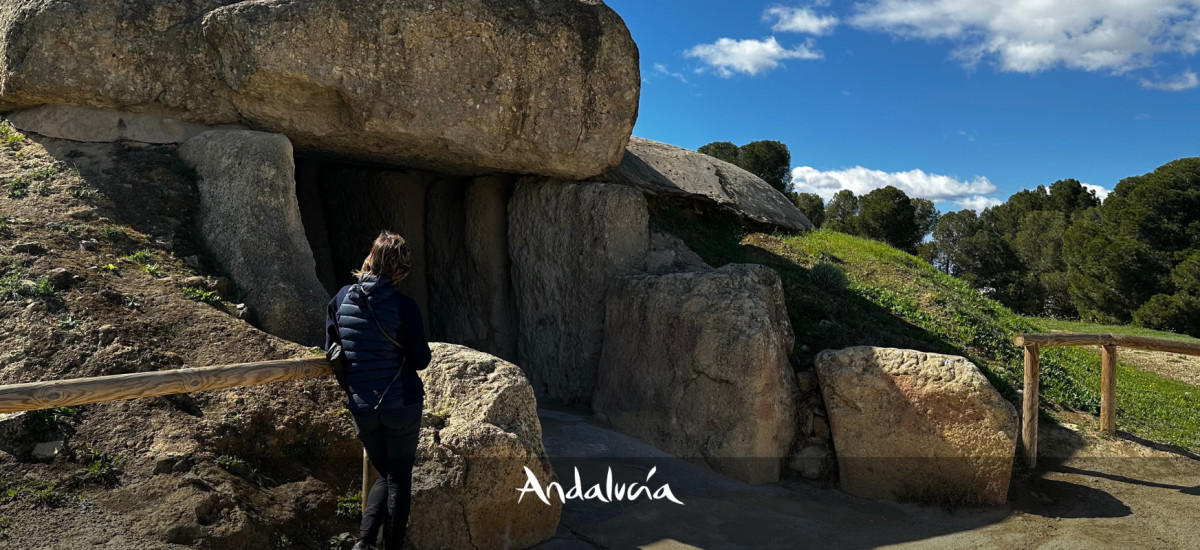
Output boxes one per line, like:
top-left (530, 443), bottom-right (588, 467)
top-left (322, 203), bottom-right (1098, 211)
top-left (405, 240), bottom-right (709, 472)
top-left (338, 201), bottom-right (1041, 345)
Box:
top-left (182, 286), bottom-right (220, 303)
top-left (1132, 293), bottom-right (1200, 336)
top-left (809, 262), bottom-right (848, 291)
top-left (6, 177), bottom-right (29, 198)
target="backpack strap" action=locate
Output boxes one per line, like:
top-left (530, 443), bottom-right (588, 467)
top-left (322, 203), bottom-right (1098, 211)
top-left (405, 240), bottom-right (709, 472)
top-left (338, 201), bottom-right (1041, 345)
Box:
top-left (356, 284), bottom-right (408, 410)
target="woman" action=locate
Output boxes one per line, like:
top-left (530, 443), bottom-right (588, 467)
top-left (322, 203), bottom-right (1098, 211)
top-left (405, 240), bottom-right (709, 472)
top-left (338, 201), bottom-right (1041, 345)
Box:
top-left (324, 230), bottom-right (432, 550)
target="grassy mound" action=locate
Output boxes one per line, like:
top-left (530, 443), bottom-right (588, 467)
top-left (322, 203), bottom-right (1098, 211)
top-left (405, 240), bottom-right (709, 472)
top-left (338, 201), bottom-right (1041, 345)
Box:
top-left (653, 208), bottom-right (1200, 453)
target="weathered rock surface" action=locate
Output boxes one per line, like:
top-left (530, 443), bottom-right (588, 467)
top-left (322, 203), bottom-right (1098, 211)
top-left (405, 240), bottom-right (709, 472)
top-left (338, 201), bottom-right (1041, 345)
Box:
top-left (427, 176), bottom-right (519, 361)
top-left (509, 179), bottom-right (648, 404)
top-left (645, 229), bottom-right (711, 275)
top-left (178, 130), bottom-right (328, 345)
top-left (814, 347), bottom-right (1019, 506)
top-left (599, 137), bottom-right (812, 231)
top-left (5, 104), bottom-right (229, 144)
top-left (0, 0), bottom-right (640, 178)
top-left (410, 343), bottom-right (560, 550)
top-left (592, 264), bottom-right (798, 484)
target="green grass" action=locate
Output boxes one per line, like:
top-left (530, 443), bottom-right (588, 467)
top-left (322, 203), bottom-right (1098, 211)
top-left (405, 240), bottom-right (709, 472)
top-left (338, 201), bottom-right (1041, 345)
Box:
top-left (182, 286), bottom-right (220, 304)
top-left (1029, 317), bottom-right (1200, 344)
top-left (0, 121), bottom-right (24, 149)
top-left (660, 218), bottom-right (1200, 453)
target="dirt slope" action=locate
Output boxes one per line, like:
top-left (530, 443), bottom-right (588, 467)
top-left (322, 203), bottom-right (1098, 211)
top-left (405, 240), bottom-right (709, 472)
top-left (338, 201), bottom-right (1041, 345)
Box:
top-left (0, 129), bottom-right (362, 549)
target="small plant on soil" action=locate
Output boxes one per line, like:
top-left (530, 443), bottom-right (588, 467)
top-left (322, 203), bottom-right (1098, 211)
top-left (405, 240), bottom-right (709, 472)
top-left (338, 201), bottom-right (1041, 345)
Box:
top-left (81, 445), bottom-right (128, 486)
top-left (68, 185), bottom-right (98, 199)
top-left (328, 533), bottom-right (356, 550)
top-left (102, 224), bottom-right (128, 241)
top-left (335, 490), bottom-right (361, 519)
top-left (6, 176), bottom-right (29, 198)
top-left (34, 182), bottom-right (52, 196)
top-left (123, 249), bottom-right (157, 265)
top-left (99, 263), bottom-right (120, 274)
top-left (0, 217), bottom-right (12, 238)
top-left (183, 286), bottom-right (220, 303)
top-left (0, 121), bottom-right (24, 149)
top-left (141, 263), bottom-right (163, 277)
top-left (0, 515), bottom-right (11, 539)
top-left (216, 455), bottom-right (273, 486)
top-left (30, 277), bottom-right (55, 297)
top-left (809, 262), bottom-right (849, 291)
top-left (57, 313), bottom-right (84, 330)
top-left (27, 406), bottom-right (78, 434)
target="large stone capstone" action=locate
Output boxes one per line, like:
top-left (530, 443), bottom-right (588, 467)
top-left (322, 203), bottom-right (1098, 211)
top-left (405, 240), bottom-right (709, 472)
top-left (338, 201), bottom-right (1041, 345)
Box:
top-left (599, 137), bottom-right (813, 232)
top-left (178, 129), bottom-right (329, 345)
top-left (814, 347), bottom-right (1019, 506)
top-left (0, 0), bottom-right (640, 179)
top-left (410, 343), bottom-right (561, 550)
top-left (592, 264), bottom-right (798, 484)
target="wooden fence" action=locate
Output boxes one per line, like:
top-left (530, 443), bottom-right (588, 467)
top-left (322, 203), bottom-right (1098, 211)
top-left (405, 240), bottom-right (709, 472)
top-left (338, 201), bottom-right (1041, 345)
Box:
top-left (1013, 333), bottom-right (1200, 468)
top-left (0, 357), bottom-right (380, 511)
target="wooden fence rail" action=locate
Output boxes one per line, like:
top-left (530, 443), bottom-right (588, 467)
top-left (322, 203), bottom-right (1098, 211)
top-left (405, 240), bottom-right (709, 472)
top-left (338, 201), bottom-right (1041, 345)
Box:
top-left (0, 356), bottom-right (381, 513)
top-left (1013, 332), bottom-right (1200, 468)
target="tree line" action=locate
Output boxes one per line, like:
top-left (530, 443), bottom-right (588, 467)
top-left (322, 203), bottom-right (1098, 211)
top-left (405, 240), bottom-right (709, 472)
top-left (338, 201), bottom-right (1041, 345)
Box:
top-left (698, 140), bottom-right (1200, 336)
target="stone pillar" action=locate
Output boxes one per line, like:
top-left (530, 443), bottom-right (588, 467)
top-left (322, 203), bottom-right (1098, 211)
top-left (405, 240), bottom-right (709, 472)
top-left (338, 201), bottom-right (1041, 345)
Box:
top-left (178, 130), bottom-right (329, 345)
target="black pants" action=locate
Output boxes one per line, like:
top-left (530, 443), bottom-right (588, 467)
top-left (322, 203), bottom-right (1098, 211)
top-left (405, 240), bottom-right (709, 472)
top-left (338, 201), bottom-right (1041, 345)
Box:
top-left (351, 402), bottom-right (423, 548)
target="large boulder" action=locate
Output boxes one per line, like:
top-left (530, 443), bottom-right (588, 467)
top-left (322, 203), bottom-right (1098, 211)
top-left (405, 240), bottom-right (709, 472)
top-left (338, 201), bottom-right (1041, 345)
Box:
top-left (508, 179), bottom-right (649, 404)
top-left (592, 264), bottom-right (798, 484)
top-left (814, 347), bottom-right (1019, 506)
top-left (178, 129), bottom-right (329, 345)
top-left (0, 0), bottom-right (640, 179)
top-left (599, 137), bottom-right (813, 232)
top-left (409, 343), bottom-right (561, 550)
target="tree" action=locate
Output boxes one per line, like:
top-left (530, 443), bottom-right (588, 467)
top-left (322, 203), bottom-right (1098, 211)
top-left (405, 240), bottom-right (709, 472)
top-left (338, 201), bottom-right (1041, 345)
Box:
top-left (697, 141), bottom-right (739, 165)
top-left (697, 139), bottom-right (793, 193)
top-left (912, 197), bottom-right (940, 241)
top-left (737, 140), bottom-right (792, 193)
top-left (856, 186), bottom-right (921, 253)
top-left (824, 190), bottom-right (859, 233)
top-left (930, 209), bottom-right (979, 275)
top-left (789, 192), bottom-right (825, 228)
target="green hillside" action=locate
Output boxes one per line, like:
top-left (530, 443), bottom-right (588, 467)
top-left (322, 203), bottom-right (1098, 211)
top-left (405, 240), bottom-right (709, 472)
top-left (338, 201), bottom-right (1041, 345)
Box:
top-left (654, 209), bottom-right (1200, 452)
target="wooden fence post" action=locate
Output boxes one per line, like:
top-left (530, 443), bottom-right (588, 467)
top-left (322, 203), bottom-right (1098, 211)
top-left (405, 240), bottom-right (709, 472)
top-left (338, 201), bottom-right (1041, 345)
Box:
top-left (1101, 344), bottom-right (1117, 436)
top-left (1022, 343), bottom-right (1040, 469)
top-left (361, 448), bottom-right (377, 513)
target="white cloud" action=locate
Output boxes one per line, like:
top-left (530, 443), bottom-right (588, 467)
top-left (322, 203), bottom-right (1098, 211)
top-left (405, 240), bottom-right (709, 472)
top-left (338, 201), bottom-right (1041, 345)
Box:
top-left (685, 37), bottom-right (823, 77)
top-left (1083, 183), bottom-right (1112, 201)
top-left (653, 63), bottom-right (689, 83)
top-left (955, 196), bottom-right (1005, 211)
top-left (1140, 69), bottom-right (1199, 90)
top-left (851, 0), bottom-right (1200, 75)
top-left (791, 165), bottom-right (1001, 211)
top-left (765, 6), bottom-right (839, 35)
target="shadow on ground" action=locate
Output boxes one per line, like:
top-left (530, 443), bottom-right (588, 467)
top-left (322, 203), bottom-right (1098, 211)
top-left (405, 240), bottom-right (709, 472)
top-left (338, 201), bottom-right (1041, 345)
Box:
top-left (534, 407), bottom-right (1200, 550)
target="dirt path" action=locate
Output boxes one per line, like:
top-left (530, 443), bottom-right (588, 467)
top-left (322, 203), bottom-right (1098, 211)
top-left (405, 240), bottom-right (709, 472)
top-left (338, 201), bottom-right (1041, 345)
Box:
top-left (535, 407), bottom-right (1200, 549)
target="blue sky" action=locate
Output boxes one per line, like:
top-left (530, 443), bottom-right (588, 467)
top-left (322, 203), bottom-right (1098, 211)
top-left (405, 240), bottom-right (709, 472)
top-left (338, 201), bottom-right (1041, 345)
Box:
top-left (605, 0), bottom-right (1200, 212)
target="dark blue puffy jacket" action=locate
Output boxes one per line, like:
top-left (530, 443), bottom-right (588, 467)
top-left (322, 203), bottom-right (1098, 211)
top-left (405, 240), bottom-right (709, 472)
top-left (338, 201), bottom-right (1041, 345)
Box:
top-left (324, 273), bottom-right (431, 411)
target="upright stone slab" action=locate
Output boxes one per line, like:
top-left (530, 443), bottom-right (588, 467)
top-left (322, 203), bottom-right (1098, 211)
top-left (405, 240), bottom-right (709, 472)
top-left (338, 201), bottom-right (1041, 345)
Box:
top-left (814, 347), bottom-right (1019, 506)
top-left (178, 130), bottom-right (328, 344)
top-left (426, 176), bottom-right (519, 360)
top-left (592, 264), bottom-right (798, 484)
top-left (508, 179), bottom-right (648, 404)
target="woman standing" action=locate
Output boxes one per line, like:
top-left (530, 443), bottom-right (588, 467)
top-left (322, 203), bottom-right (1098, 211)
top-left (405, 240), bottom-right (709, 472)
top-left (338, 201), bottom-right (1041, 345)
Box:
top-left (324, 230), bottom-right (431, 550)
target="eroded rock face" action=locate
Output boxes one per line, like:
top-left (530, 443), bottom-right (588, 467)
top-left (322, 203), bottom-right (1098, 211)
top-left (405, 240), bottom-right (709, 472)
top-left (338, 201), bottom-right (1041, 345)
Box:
top-left (0, 0), bottom-right (640, 179)
top-left (508, 179), bottom-right (649, 404)
top-left (599, 137), bottom-right (812, 232)
top-left (814, 347), bottom-right (1018, 506)
top-left (592, 264), bottom-right (798, 484)
top-left (427, 176), bottom-right (519, 360)
top-left (409, 343), bottom-right (560, 550)
top-left (178, 129), bottom-right (329, 345)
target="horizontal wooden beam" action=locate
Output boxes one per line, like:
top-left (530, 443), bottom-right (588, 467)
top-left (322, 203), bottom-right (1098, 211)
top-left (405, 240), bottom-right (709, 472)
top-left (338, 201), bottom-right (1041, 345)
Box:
top-left (0, 357), bottom-right (332, 413)
top-left (1014, 333), bottom-right (1200, 356)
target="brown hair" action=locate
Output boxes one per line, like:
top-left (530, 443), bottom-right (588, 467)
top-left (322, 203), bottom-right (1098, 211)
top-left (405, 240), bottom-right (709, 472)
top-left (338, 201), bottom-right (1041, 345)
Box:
top-left (353, 230), bottom-right (412, 283)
